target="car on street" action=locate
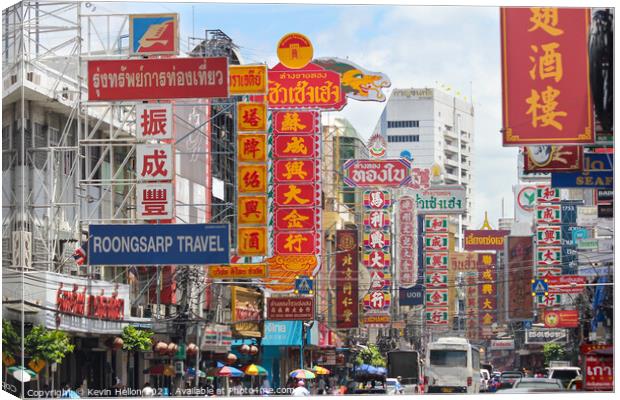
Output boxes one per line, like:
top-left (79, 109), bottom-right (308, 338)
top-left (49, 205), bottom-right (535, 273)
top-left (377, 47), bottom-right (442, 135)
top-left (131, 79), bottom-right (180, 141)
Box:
top-left (512, 377), bottom-right (565, 391)
top-left (498, 371), bottom-right (523, 389)
top-left (547, 366), bottom-right (581, 389)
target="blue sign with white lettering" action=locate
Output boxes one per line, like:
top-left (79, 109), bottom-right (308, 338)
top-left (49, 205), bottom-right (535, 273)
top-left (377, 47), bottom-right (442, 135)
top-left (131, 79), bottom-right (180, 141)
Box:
top-left (572, 228), bottom-right (589, 244)
top-left (88, 223), bottom-right (230, 265)
top-left (551, 154), bottom-right (613, 189)
top-left (399, 284), bottom-right (425, 306)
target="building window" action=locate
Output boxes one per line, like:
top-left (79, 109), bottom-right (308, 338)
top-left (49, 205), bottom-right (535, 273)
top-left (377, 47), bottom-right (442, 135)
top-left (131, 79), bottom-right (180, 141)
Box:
top-left (387, 135), bottom-right (419, 143)
top-left (387, 120), bottom-right (419, 128)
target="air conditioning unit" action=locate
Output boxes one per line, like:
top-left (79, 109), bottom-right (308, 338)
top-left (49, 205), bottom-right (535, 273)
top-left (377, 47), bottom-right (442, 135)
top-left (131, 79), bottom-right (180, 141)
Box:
top-left (11, 231), bottom-right (32, 268)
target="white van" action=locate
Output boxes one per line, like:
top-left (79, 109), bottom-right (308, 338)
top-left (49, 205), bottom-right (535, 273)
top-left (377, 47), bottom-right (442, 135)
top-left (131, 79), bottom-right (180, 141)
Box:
top-left (425, 337), bottom-right (481, 394)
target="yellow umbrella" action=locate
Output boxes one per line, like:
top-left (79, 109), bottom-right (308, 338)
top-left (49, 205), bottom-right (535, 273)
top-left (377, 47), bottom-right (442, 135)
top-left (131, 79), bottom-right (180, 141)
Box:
top-left (312, 366), bottom-right (331, 375)
top-left (244, 364), bottom-right (268, 376)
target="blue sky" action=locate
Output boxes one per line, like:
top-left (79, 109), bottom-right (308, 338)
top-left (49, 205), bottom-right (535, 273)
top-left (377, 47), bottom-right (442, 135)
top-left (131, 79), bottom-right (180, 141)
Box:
top-left (85, 1), bottom-right (522, 228)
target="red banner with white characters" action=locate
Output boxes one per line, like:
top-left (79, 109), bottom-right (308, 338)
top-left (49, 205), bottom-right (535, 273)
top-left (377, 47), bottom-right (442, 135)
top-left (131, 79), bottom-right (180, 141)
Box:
top-left (342, 159), bottom-right (412, 187)
top-left (335, 230), bottom-right (358, 329)
top-left (398, 195), bottom-right (417, 288)
top-left (501, 7), bottom-right (593, 145)
top-left (88, 57), bottom-right (229, 101)
top-left (363, 250), bottom-right (391, 269)
top-left (273, 111), bottom-right (319, 135)
top-left (363, 190), bottom-right (392, 209)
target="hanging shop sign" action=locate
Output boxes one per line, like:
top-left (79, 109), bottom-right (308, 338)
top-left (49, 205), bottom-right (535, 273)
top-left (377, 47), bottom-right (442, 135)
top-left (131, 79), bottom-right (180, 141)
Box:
top-left (56, 283), bottom-right (125, 320)
top-left (238, 165), bottom-right (267, 193)
top-left (363, 250), bottom-right (391, 269)
top-left (313, 58), bottom-right (391, 102)
top-left (424, 233), bottom-right (449, 251)
top-left (274, 159), bottom-right (319, 183)
top-left (274, 232), bottom-right (319, 255)
top-left (596, 189), bottom-right (613, 203)
top-left (267, 297), bottom-right (314, 321)
top-left (536, 225), bottom-right (562, 245)
top-left (425, 253), bottom-right (449, 269)
top-left (136, 103), bottom-right (173, 140)
top-left (408, 167), bottom-right (432, 190)
top-left (265, 63), bottom-right (346, 111)
top-left (536, 246), bottom-right (562, 265)
top-left (598, 204), bottom-right (613, 218)
top-left (273, 111), bottom-right (319, 135)
top-left (424, 214), bottom-right (449, 232)
top-left (507, 236), bottom-right (534, 321)
top-left (275, 208), bottom-right (317, 231)
top-left (399, 285), bottom-right (425, 306)
top-left (229, 65), bottom-right (268, 95)
top-left (237, 102), bottom-right (267, 132)
top-left (208, 264), bottom-right (268, 279)
top-left (426, 307), bottom-right (449, 325)
top-left (88, 57), bottom-right (228, 101)
top-left (397, 195), bottom-right (416, 287)
top-left (363, 230), bottom-right (391, 250)
top-left (88, 223), bottom-right (230, 265)
top-left (541, 310), bottom-right (579, 328)
top-left (547, 275), bottom-right (586, 294)
top-left (584, 352), bottom-right (613, 391)
top-left (415, 186), bottom-right (466, 214)
top-left (551, 153), bottom-right (613, 189)
top-left (363, 190), bottom-right (392, 209)
top-left (129, 13), bottom-right (179, 56)
top-left (525, 328), bottom-right (568, 344)
top-left (425, 270), bottom-right (448, 287)
top-left (136, 182), bottom-right (174, 220)
top-left (426, 289), bottom-right (449, 307)
top-left (362, 291), bottom-right (391, 311)
top-left (136, 143), bottom-right (174, 181)
top-left (274, 184), bottom-right (320, 207)
top-left (367, 133), bottom-right (387, 158)
top-left (514, 184), bottom-right (537, 221)
top-left (501, 7), bottom-right (593, 145)
top-left (201, 324), bottom-right (233, 353)
top-left (362, 314), bottom-right (391, 325)
top-left (335, 230), bottom-right (359, 329)
top-left (238, 134), bottom-right (267, 162)
top-left (273, 135), bottom-right (317, 158)
top-left (364, 210), bottom-right (391, 230)
top-left (523, 145), bottom-right (583, 172)
top-left (478, 253), bottom-right (497, 333)
top-left (342, 159), bottom-right (411, 188)
top-left (536, 204), bottom-right (562, 224)
top-left (463, 230), bottom-right (510, 251)
top-left (237, 196), bottom-right (268, 225)
top-left (536, 185), bottom-right (561, 204)
top-left (231, 286), bottom-right (263, 338)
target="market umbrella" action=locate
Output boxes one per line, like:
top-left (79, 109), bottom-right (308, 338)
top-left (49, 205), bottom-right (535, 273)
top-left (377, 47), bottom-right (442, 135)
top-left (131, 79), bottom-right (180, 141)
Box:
top-left (244, 364), bottom-right (268, 376)
top-left (215, 365), bottom-right (245, 378)
top-left (8, 366), bottom-right (36, 382)
top-left (312, 366), bottom-right (331, 375)
top-left (289, 369), bottom-right (316, 380)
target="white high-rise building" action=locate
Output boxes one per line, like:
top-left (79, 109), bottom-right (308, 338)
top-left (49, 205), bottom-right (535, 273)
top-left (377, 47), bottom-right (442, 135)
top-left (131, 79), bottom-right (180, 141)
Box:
top-left (373, 87), bottom-right (475, 230)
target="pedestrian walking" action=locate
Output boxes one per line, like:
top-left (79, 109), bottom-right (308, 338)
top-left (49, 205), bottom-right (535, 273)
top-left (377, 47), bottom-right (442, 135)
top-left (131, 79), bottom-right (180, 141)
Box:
top-left (292, 380), bottom-right (310, 396)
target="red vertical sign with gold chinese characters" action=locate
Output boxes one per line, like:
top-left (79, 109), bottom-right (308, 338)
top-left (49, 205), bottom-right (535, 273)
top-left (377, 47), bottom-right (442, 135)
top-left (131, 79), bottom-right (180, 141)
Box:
top-left (478, 253), bottom-right (497, 338)
top-left (501, 7), bottom-right (593, 145)
top-left (336, 230), bottom-right (359, 329)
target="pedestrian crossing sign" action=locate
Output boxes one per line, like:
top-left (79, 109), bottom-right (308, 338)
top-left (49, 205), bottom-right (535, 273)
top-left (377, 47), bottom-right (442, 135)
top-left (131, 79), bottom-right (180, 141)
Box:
top-left (531, 278), bottom-right (549, 296)
top-left (295, 275), bottom-right (314, 295)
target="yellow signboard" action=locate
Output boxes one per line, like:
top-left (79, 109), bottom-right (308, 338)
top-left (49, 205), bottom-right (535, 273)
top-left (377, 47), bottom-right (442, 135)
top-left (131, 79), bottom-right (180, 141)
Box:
top-left (261, 255), bottom-right (318, 292)
top-left (237, 102), bottom-right (267, 132)
top-left (209, 263), bottom-right (268, 279)
top-left (2, 353), bottom-right (16, 367)
top-left (238, 195), bottom-right (267, 225)
top-left (238, 134), bottom-right (267, 163)
top-left (276, 33), bottom-right (313, 69)
top-left (28, 358), bottom-right (45, 373)
top-left (238, 165), bottom-right (267, 193)
top-left (229, 65), bottom-right (268, 95)
top-left (237, 227), bottom-right (268, 256)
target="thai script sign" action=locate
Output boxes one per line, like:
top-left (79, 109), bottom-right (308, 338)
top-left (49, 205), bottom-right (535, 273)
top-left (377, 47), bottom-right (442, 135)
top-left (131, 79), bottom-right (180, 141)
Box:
top-left (551, 153), bottom-right (613, 189)
top-left (342, 159), bottom-right (412, 187)
top-left (56, 284), bottom-right (124, 320)
top-left (336, 230), bottom-right (359, 329)
top-left (88, 58), bottom-right (228, 101)
top-left (88, 223), bottom-right (230, 265)
top-left (129, 13), bottom-right (178, 56)
top-left (523, 145), bottom-right (583, 172)
top-left (136, 103), bottom-right (173, 140)
top-left (547, 275), bottom-right (586, 294)
top-left (266, 63), bottom-right (346, 110)
top-left (542, 309), bottom-right (579, 328)
top-left (208, 264), bottom-right (268, 279)
top-left (490, 340), bottom-right (515, 351)
top-left (414, 186), bottom-right (466, 214)
top-left (501, 7), bottom-right (593, 145)
top-left (267, 297), bottom-right (314, 320)
top-left (464, 230), bottom-right (510, 251)
top-left (525, 328), bottom-right (567, 344)
top-left (229, 65), bottom-right (268, 95)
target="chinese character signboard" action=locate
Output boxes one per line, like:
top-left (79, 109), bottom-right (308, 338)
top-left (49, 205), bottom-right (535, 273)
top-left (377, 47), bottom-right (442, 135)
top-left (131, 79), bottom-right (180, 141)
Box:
top-left (129, 13), bottom-right (179, 56)
top-left (424, 214), bottom-right (449, 232)
top-left (536, 225), bottom-right (561, 245)
top-left (273, 111), bottom-right (318, 134)
top-left (136, 144), bottom-right (174, 181)
top-left (238, 196), bottom-right (268, 225)
top-left (363, 190), bottom-right (392, 209)
top-left (501, 7), bottom-right (593, 145)
top-left (424, 215), bottom-right (450, 327)
top-left (507, 236), bottom-right (534, 320)
top-left (137, 183), bottom-right (174, 220)
top-left (238, 134), bottom-right (267, 162)
top-left (237, 102), bottom-right (267, 132)
top-left (336, 230), bottom-right (359, 329)
top-left (136, 103), bottom-right (173, 140)
top-left (397, 196), bottom-right (417, 287)
top-left (238, 227), bottom-right (268, 257)
top-left (267, 297), bottom-right (314, 320)
top-left (229, 65), bottom-right (268, 95)
top-left (88, 58), bottom-right (228, 101)
top-left (478, 253), bottom-right (497, 337)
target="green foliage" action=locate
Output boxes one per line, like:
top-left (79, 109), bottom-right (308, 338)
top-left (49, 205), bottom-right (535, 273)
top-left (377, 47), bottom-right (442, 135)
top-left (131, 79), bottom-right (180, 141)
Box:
top-left (543, 343), bottom-right (566, 367)
top-left (355, 344), bottom-right (386, 367)
top-left (121, 326), bottom-right (153, 352)
top-left (2, 319), bottom-right (22, 358)
top-left (24, 325), bottom-right (75, 363)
